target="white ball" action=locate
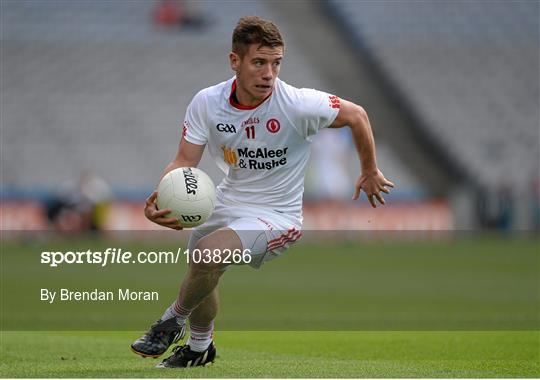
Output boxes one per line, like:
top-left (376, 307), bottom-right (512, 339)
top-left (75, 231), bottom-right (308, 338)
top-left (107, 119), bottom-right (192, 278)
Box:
top-left (156, 167), bottom-right (216, 228)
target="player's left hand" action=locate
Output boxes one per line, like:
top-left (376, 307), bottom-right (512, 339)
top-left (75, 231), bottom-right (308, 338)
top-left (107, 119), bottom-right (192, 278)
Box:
top-left (353, 169), bottom-right (395, 208)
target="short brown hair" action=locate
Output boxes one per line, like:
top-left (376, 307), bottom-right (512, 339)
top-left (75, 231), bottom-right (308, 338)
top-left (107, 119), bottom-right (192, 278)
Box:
top-left (232, 16), bottom-right (284, 57)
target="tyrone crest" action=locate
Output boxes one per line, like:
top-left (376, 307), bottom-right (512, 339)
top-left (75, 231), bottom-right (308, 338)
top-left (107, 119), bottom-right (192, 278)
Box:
top-left (266, 118), bottom-right (281, 133)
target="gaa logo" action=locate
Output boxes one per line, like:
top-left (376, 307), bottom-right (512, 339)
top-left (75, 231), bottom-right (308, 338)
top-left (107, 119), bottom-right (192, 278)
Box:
top-left (266, 118), bottom-right (280, 133)
top-left (181, 215), bottom-right (202, 223)
top-left (182, 168), bottom-right (198, 195)
top-left (216, 123), bottom-right (237, 133)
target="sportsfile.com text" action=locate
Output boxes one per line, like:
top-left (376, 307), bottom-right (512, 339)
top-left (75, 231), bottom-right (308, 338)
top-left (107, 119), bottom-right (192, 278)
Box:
top-left (40, 248), bottom-right (252, 267)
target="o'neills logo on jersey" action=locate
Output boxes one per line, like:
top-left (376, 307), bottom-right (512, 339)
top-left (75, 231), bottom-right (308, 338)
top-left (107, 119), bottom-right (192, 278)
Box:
top-left (241, 117), bottom-right (260, 128)
top-left (221, 146), bottom-right (288, 170)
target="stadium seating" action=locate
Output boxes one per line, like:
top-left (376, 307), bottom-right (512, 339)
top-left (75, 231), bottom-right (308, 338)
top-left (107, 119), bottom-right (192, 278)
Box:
top-left (3, 0), bottom-right (422, 200)
top-left (327, 1), bottom-right (539, 190)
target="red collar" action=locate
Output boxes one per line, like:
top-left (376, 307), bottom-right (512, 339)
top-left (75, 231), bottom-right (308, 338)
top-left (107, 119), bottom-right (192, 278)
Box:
top-left (229, 79), bottom-right (273, 110)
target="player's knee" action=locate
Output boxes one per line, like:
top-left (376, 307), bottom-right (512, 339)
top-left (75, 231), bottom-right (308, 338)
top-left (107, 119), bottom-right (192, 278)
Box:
top-left (188, 256), bottom-right (221, 273)
top-left (189, 239), bottom-right (226, 272)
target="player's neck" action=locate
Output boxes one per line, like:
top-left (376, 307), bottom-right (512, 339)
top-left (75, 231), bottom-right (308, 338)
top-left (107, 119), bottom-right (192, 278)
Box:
top-left (235, 89), bottom-right (263, 107)
top-left (230, 79), bottom-right (272, 110)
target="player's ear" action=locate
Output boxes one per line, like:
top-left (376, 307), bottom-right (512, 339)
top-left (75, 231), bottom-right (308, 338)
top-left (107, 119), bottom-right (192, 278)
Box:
top-left (229, 52), bottom-right (240, 72)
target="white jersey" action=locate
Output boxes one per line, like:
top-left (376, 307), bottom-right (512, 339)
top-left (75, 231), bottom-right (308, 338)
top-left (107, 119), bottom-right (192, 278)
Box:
top-left (183, 77), bottom-right (340, 224)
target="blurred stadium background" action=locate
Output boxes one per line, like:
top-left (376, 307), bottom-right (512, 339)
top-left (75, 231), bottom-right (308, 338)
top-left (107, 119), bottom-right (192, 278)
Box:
top-left (1, 0), bottom-right (539, 232)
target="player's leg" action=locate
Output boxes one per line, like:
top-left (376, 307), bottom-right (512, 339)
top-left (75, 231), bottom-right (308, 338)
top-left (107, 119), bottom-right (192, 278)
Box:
top-left (152, 290), bottom-right (219, 368)
top-left (189, 287), bottom-right (219, 326)
top-left (132, 214), bottom-right (291, 365)
top-left (176, 229), bottom-right (239, 310)
top-left (156, 223), bottom-right (278, 367)
top-left (153, 288), bottom-right (220, 369)
top-left (174, 288), bottom-right (219, 363)
top-left (130, 229), bottom-right (232, 359)
top-left (130, 230), bottom-right (200, 359)
top-left (156, 230), bottom-right (239, 368)
top-left (185, 288), bottom-right (219, 352)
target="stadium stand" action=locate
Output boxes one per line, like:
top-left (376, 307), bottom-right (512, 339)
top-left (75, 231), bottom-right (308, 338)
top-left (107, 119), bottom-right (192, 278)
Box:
top-left (326, 1), bottom-right (539, 191)
top-left (10, 1), bottom-right (533, 229)
top-left (2, 0), bottom-right (420, 201)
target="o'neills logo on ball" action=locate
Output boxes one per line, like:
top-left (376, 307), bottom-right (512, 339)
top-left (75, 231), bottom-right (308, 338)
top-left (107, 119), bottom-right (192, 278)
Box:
top-left (182, 168), bottom-right (198, 195)
top-left (266, 118), bottom-right (280, 133)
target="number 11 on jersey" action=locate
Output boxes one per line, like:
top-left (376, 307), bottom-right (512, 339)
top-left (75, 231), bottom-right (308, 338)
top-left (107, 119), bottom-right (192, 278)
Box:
top-left (245, 126), bottom-right (255, 139)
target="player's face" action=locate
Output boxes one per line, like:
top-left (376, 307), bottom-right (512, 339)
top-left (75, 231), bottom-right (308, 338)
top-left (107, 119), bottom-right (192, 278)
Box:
top-left (230, 44), bottom-right (283, 106)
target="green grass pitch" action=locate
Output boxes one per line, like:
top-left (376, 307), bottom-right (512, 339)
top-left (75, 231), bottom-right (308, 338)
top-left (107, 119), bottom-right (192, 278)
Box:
top-left (1, 234), bottom-right (539, 377)
top-left (1, 331), bottom-right (538, 377)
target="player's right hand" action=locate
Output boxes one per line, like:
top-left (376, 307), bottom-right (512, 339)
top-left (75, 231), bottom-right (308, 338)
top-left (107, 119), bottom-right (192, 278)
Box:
top-left (144, 191), bottom-right (184, 230)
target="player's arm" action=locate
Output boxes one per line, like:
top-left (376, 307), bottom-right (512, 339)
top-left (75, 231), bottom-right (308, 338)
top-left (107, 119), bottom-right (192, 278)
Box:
top-left (161, 138), bottom-right (205, 178)
top-left (329, 99), bottom-right (394, 207)
top-left (145, 138), bottom-right (206, 229)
